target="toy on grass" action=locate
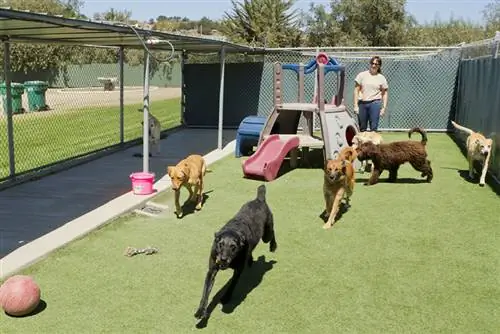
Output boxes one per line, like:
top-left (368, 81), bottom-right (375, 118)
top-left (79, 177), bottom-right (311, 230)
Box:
top-left (124, 246), bottom-right (159, 257)
top-left (242, 52), bottom-right (359, 181)
top-left (0, 275), bottom-right (41, 317)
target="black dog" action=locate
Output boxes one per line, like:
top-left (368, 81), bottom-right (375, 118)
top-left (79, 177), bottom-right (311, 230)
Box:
top-left (194, 184), bottom-right (277, 320)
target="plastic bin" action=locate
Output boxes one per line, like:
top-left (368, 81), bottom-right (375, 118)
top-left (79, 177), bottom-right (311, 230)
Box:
top-left (0, 82), bottom-right (25, 115)
top-left (24, 80), bottom-right (49, 112)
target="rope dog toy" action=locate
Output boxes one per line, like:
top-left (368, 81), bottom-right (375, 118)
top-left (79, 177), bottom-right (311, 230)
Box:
top-left (124, 246), bottom-right (159, 257)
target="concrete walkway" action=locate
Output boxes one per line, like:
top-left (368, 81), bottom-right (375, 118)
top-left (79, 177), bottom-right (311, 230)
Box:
top-left (0, 128), bottom-right (236, 259)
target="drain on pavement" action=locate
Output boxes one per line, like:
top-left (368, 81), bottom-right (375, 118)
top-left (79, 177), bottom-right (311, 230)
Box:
top-left (134, 202), bottom-right (169, 217)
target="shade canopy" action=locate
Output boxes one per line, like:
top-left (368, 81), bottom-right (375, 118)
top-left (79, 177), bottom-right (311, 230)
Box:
top-left (0, 7), bottom-right (260, 53)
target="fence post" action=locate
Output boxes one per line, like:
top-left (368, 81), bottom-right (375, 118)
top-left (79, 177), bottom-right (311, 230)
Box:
top-left (119, 46), bottom-right (125, 144)
top-left (218, 46), bottom-right (226, 150)
top-left (493, 31), bottom-right (500, 59)
top-left (180, 50), bottom-right (186, 125)
top-left (3, 39), bottom-right (15, 178)
top-left (142, 49), bottom-right (151, 172)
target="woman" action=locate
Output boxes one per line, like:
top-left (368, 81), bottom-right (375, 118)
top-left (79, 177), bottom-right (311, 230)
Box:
top-left (353, 56), bottom-right (388, 132)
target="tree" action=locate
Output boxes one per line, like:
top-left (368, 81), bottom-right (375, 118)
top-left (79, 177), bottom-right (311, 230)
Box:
top-left (93, 8), bottom-right (132, 22)
top-left (221, 0), bottom-right (302, 47)
top-left (483, 0), bottom-right (500, 34)
top-left (304, 0), bottom-right (411, 47)
top-left (405, 17), bottom-right (487, 46)
top-left (0, 0), bottom-right (85, 78)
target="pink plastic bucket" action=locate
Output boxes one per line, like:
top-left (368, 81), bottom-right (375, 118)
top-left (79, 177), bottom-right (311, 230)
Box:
top-left (129, 172), bottom-right (155, 195)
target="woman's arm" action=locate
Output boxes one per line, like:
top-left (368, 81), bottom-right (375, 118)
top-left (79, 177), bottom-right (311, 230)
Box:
top-left (353, 83), bottom-right (361, 113)
top-left (380, 77), bottom-right (389, 115)
top-left (382, 89), bottom-right (388, 110)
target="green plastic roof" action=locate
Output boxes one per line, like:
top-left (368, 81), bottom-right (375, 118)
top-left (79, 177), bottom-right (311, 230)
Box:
top-left (0, 7), bottom-right (260, 53)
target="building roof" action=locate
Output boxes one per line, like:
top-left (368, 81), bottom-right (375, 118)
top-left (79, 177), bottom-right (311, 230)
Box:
top-left (0, 7), bottom-right (259, 53)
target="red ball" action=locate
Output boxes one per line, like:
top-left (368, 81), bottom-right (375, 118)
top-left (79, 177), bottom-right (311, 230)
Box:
top-left (0, 275), bottom-right (41, 316)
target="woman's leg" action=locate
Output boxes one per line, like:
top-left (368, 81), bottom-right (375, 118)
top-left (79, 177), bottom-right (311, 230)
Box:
top-left (358, 103), bottom-right (369, 131)
top-left (368, 100), bottom-right (382, 131)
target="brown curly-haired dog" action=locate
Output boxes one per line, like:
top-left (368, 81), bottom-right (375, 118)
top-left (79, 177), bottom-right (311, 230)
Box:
top-left (356, 127), bottom-right (433, 185)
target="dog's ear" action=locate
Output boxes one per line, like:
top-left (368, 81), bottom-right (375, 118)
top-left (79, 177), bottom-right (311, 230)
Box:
top-left (167, 166), bottom-right (173, 176)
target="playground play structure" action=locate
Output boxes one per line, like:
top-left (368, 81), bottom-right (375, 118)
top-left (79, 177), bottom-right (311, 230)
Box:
top-left (241, 52), bottom-right (360, 181)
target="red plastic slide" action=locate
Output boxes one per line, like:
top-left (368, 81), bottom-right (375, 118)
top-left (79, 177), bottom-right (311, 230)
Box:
top-left (242, 134), bottom-right (300, 182)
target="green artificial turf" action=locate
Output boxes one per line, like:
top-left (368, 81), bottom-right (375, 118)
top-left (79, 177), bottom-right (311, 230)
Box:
top-left (1, 133), bottom-right (499, 333)
top-left (0, 98), bottom-right (181, 179)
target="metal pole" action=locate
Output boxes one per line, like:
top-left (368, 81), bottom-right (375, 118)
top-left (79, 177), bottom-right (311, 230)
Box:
top-left (217, 46), bottom-right (226, 150)
top-left (313, 46), bottom-right (320, 131)
top-left (119, 46), bottom-right (125, 144)
top-left (142, 49), bottom-right (150, 172)
top-left (493, 31), bottom-right (500, 59)
top-left (3, 40), bottom-right (15, 178)
top-left (180, 50), bottom-right (186, 125)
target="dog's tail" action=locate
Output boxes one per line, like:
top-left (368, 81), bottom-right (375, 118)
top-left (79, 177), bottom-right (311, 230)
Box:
top-left (450, 120), bottom-right (474, 135)
top-left (408, 127), bottom-right (428, 145)
top-left (342, 147), bottom-right (358, 163)
top-left (256, 184), bottom-right (266, 202)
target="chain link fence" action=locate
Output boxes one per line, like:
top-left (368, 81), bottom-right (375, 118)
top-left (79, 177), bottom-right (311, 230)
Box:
top-left (2, 32), bottom-right (498, 186)
top-left (0, 43), bottom-right (182, 183)
top-left (182, 47), bottom-right (462, 132)
top-left (259, 47), bottom-right (462, 131)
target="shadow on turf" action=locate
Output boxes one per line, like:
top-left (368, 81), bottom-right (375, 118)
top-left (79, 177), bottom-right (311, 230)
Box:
top-left (177, 191), bottom-right (213, 219)
top-left (4, 299), bottom-right (47, 318)
top-left (441, 166), bottom-right (500, 196)
top-left (195, 255), bottom-right (276, 329)
top-left (355, 177), bottom-right (429, 185)
top-left (319, 202), bottom-right (350, 224)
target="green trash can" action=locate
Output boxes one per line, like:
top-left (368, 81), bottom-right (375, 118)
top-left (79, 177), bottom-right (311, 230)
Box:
top-left (24, 80), bottom-right (49, 112)
top-left (0, 82), bottom-right (25, 115)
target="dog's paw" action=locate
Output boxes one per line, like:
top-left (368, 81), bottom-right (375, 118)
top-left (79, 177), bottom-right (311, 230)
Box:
top-left (175, 211), bottom-right (183, 219)
top-left (194, 308), bottom-right (207, 319)
top-left (195, 203), bottom-right (202, 210)
top-left (270, 241), bottom-right (277, 252)
top-left (322, 222), bottom-right (333, 230)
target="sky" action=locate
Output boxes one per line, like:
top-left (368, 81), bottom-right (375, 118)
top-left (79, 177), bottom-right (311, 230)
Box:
top-left (80, 0), bottom-right (492, 25)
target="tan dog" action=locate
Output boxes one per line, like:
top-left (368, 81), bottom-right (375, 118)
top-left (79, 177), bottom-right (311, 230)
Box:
top-left (338, 146), bottom-right (358, 163)
top-left (141, 111), bottom-right (161, 156)
top-left (451, 121), bottom-right (493, 186)
top-left (351, 131), bottom-right (383, 172)
top-left (322, 157), bottom-right (355, 230)
top-left (167, 154), bottom-right (208, 218)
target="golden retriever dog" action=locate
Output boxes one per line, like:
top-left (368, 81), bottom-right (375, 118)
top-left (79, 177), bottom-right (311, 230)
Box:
top-left (451, 121), bottom-right (494, 186)
top-left (167, 154), bottom-right (208, 218)
top-left (322, 157), bottom-right (355, 229)
top-left (351, 131), bottom-right (383, 172)
top-left (140, 111), bottom-right (162, 156)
